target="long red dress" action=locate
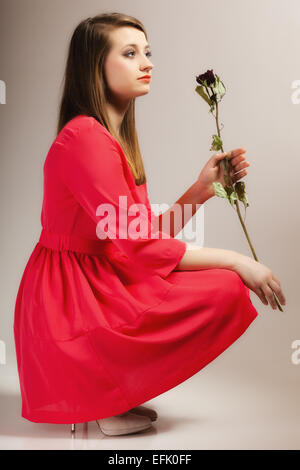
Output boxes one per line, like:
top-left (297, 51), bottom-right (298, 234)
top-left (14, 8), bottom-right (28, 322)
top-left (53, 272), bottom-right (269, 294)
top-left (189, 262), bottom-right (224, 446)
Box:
top-left (13, 115), bottom-right (258, 424)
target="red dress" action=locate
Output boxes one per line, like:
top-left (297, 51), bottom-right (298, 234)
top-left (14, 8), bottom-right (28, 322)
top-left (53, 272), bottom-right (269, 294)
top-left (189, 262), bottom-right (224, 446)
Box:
top-left (13, 115), bottom-right (258, 424)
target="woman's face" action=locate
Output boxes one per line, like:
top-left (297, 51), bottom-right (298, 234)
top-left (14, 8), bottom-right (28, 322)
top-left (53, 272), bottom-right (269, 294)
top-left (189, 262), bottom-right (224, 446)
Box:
top-left (104, 26), bottom-right (154, 102)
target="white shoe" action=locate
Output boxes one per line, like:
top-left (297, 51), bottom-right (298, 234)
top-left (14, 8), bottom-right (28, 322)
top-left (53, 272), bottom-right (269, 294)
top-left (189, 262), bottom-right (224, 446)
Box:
top-left (129, 404), bottom-right (158, 421)
top-left (96, 411), bottom-right (153, 436)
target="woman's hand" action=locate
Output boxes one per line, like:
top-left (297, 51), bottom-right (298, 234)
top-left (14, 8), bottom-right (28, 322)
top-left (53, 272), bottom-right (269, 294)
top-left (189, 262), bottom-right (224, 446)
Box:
top-left (233, 253), bottom-right (286, 310)
top-left (195, 148), bottom-right (250, 201)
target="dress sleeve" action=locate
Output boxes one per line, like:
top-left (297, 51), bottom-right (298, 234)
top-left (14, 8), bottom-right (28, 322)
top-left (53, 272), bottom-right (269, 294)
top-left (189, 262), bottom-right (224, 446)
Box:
top-left (57, 118), bottom-right (187, 278)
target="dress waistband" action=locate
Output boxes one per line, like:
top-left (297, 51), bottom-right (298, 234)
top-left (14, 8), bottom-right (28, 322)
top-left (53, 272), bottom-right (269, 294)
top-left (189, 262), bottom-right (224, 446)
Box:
top-left (38, 229), bottom-right (113, 255)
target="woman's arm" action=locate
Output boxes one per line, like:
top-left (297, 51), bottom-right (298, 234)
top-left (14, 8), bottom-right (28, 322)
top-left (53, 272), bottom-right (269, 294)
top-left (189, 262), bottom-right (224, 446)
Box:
top-left (156, 181), bottom-right (210, 238)
top-left (175, 246), bottom-right (239, 271)
top-left (175, 245), bottom-right (286, 309)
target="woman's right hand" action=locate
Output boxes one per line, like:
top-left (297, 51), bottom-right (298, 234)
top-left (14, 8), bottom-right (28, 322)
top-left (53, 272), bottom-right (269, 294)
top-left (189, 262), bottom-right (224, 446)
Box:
top-left (233, 253), bottom-right (286, 309)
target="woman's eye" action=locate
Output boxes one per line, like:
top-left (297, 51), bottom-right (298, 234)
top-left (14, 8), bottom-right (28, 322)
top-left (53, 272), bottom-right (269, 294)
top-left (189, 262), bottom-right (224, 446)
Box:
top-left (125, 51), bottom-right (152, 58)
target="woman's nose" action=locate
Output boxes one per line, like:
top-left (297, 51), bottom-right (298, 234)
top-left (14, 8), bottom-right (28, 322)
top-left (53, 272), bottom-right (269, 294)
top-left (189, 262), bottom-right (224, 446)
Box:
top-left (141, 62), bottom-right (154, 72)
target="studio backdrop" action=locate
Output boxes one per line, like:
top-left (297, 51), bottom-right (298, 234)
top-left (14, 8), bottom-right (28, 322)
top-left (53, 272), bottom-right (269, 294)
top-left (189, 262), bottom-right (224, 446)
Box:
top-left (0, 0), bottom-right (299, 449)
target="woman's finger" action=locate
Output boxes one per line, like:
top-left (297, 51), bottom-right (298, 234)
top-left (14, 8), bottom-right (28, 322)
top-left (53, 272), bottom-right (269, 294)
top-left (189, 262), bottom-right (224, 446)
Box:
top-left (260, 284), bottom-right (278, 309)
top-left (212, 152), bottom-right (228, 166)
top-left (232, 160), bottom-right (250, 172)
top-left (268, 278), bottom-right (286, 306)
top-left (227, 148), bottom-right (246, 161)
top-left (254, 287), bottom-right (269, 306)
top-left (231, 169), bottom-right (247, 181)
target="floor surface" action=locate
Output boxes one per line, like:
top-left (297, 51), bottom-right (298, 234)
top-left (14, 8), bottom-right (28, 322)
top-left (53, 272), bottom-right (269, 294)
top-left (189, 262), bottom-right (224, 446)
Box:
top-left (0, 358), bottom-right (299, 450)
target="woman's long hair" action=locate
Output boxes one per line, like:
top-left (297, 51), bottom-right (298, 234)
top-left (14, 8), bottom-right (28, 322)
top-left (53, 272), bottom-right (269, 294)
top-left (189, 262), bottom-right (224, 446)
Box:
top-left (57, 12), bottom-right (148, 185)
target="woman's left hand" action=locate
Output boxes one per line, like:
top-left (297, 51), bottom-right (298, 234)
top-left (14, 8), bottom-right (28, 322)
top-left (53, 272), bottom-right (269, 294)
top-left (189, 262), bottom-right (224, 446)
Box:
top-left (195, 148), bottom-right (250, 202)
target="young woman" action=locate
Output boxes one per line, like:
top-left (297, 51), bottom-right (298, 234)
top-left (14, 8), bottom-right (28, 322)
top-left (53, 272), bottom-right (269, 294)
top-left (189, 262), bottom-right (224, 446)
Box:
top-left (13, 12), bottom-right (286, 437)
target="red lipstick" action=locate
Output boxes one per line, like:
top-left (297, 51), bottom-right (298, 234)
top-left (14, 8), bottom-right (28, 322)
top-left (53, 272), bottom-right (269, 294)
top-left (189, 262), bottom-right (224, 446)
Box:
top-left (138, 75), bottom-right (151, 80)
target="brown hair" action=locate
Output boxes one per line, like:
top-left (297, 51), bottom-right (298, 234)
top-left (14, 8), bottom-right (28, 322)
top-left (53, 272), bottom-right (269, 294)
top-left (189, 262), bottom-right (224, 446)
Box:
top-left (56, 12), bottom-right (148, 185)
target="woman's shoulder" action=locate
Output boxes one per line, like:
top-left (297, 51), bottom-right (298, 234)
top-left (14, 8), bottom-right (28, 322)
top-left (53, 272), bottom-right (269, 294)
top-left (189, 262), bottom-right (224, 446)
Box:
top-left (65, 114), bottom-right (95, 132)
top-left (55, 115), bottom-right (115, 148)
top-left (57, 114), bottom-right (110, 140)
top-left (54, 114), bottom-right (122, 152)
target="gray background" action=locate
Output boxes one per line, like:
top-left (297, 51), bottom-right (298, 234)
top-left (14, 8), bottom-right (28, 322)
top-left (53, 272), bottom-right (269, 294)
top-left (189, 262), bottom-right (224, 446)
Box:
top-left (0, 0), bottom-right (299, 448)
